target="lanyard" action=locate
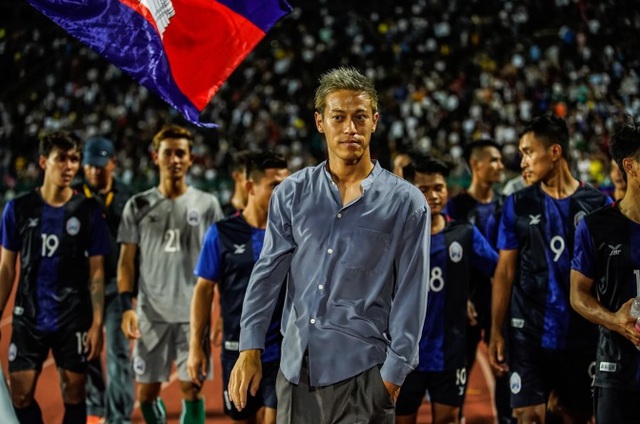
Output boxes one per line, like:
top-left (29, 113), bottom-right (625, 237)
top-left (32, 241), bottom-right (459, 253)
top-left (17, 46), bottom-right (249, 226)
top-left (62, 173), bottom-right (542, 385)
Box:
top-left (83, 184), bottom-right (114, 208)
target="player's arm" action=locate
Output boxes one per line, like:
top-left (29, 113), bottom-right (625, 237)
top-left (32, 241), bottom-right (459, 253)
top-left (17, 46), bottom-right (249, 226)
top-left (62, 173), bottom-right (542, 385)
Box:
top-left (212, 284), bottom-right (223, 346)
top-left (0, 203), bottom-right (19, 326)
top-left (489, 248), bottom-right (517, 375)
top-left (469, 226), bottom-right (499, 326)
top-left (188, 277), bottom-right (216, 385)
top-left (0, 248), bottom-right (17, 322)
top-left (570, 218), bottom-right (640, 346)
top-left (570, 270), bottom-right (640, 346)
top-left (85, 255), bottom-right (105, 360)
top-left (117, 242), bottom-right (139, 339)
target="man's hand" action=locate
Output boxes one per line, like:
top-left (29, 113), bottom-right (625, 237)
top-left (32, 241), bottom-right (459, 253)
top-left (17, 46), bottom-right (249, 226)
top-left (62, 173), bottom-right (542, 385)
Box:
top-left (121, 310), bottom-right (140, 340)
top-left (85, 323), bottom-right (104, 361)
top-left (187, 345), bottom-right (208, 386)
top-left (488, 332), bottom-right (509, 377)
top-left (228, 349), bottom-right (262, 411)
top-left (613, 298), bottom-right (640, 346)
top-left (383, 380), bottom-right (400, 403)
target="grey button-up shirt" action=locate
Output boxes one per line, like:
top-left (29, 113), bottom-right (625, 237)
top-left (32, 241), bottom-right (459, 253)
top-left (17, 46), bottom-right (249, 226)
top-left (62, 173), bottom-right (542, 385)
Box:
top-left (239, 160), bottom-right (430, 386)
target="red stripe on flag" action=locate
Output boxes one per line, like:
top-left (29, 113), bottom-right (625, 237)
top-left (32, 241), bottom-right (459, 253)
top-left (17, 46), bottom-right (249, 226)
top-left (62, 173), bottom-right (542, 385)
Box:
top-left (163, 0), bottom-right (265, 110)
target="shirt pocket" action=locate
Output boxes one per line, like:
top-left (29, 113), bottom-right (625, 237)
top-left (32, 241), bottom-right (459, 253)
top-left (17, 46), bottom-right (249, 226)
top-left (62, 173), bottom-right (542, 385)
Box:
top-left (341, 226), bottom-right (392, 274)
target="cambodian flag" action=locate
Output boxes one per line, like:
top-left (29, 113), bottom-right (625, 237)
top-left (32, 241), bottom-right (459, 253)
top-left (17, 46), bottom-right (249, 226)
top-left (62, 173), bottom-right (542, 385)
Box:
top-left (26, 0), bottom-right (292, 127)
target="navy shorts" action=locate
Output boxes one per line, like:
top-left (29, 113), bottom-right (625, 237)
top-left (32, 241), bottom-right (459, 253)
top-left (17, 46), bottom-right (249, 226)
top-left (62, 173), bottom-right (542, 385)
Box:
top-left (509, 338), bottom-right (594, 414)
top-left (221, 349), bottom-right (279, 420)
top-left (594, 386), bottom-right (640, 424)
top-left (8, 317), bottom-right (90, 374)
top-left (395, 368), bottom-right (467, 416)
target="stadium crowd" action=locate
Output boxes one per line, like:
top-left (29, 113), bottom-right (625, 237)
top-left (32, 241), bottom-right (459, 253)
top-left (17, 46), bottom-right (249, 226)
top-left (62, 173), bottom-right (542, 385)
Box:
top-left (1, 0), bottom-right (639, 205)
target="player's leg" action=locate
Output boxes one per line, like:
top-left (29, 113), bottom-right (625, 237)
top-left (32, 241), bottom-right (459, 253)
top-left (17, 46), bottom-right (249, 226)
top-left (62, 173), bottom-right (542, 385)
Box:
top-left (594, 386), bottom-right (640, 424)
top-left (103, 291), bottom-right (134, 424)
top-left (53, 324), bottom-right (94, 424)
top-left (261, 407), bottom-right (276, 424)
top-left (553, 350), bottom-right (594, 424)
top-left (58, 368), bottom-right (88, 424)
top-left (428, 369), bottom-right (465, 424)
top-left (432, 403), bottom-right (461, 424)
top-left (8, 318), bottom-right (49, 424)
top-left (138, 383), bottom-right (165, 424)
top-left (509, 339), bottom-right (548, 423)
top-left (133, 316), bottom-right (171, 424)
top-left (256, 359), bottom-right (279, 424)
top-left (394, 370), bottom-right (428, 424)
top-left (9, 370), bottom-right (41, 424)
top-left (176, 323), bottom-right (208, 424)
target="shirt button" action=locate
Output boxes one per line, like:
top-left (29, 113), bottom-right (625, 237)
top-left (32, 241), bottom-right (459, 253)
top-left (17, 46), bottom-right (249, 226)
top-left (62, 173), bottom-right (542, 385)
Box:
top-left (318, 284), bottom-right (324, 290)
top-left (327, 248), bottom-right (333, 254)
top-left (310, 318), bottom-right (316, 324)
top-left (337, 213), bottom-right (342, 218)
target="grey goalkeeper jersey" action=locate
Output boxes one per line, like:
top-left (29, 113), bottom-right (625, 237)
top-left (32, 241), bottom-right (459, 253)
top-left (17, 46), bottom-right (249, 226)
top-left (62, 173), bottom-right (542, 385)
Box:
top-left (118, 186), bottom-right (223, 323)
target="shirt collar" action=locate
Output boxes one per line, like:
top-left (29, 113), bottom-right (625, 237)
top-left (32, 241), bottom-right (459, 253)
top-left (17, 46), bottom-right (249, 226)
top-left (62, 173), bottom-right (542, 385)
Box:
top-left (322, 160), bottom-right (382, 192)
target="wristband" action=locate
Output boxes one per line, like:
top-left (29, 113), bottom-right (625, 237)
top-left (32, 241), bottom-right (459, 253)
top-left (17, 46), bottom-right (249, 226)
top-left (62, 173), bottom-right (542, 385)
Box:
top-left (119, 291), bottom-right (134, 311)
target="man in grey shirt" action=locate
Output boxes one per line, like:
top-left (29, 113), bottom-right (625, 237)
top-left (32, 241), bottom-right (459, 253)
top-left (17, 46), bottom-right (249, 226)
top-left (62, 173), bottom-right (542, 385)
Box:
top-left (228, 67), bottom-right (431, 423)
top-left (117, 125), bottom-right (223, 424)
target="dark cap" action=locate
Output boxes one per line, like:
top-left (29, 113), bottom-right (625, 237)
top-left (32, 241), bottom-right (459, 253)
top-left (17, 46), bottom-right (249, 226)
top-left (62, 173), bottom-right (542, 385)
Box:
top-left (83, 137), bottom-right (115, 167)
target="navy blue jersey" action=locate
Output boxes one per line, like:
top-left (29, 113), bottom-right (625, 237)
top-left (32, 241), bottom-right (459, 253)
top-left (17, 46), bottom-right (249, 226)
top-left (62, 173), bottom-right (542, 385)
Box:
top-left (447, 191), bottom-right (503, 317)
top-left (446, 191), bottom-right (502, 241)
top-left (572, 203), bottom-right (640, 390)
top-left (417, 217), bottom-right (498, 372)
top-left (498, 182), bottom-right (612, 349)
top-left (1, 190), bottom-right (110, 332)
top-left (194, 214), bottom-right (283, 362)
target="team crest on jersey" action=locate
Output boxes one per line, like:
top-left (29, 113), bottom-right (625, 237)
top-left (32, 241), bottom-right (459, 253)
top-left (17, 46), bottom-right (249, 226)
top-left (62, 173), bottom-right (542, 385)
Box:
top-left (574, 211), bottom-right (587, 228)
top-left (449, 241), bottom-right (463, 263)
top-left (187, 209), bottom-right (201, 226)
top-left (608, 244), bottom-right (622, 256)
top-left (66, 217), bottom-right (81, 235)
top-left (510, 372), bottom-right (522, 394)
top-left (133, 357), bottom-right (146, 375)
top-left (8, 343), bottom-right (17, 362)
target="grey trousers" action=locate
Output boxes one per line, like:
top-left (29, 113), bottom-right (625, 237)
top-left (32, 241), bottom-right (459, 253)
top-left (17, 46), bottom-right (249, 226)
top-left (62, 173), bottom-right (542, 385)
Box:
top-left (86, 292), bottom-right (134, 423)
top-left (276, 357), bottom-right (394, 424)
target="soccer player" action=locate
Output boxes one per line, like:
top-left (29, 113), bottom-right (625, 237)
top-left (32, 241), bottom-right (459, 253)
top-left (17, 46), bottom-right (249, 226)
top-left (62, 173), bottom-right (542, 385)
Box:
top-left (397, 156), bottom-right (498, 424)
top-left (77, 136), bottom-right (134, 424)
top-left (228, 67), bottom-right (430, 423)
top-left (189, 150), bottom-right (289, 424)
top-left (222, 150), bottom-right (251, 217)
top-left (117, 125), bottom-right (223, 424)
top-left (0, 131), bottom-right (110, 424)
top-left (489, 115), bottom-right (612, 423)
top-left (570, 122), bottom-right (640, 424)
top-left (446, 139), bottom-right (510, 423)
